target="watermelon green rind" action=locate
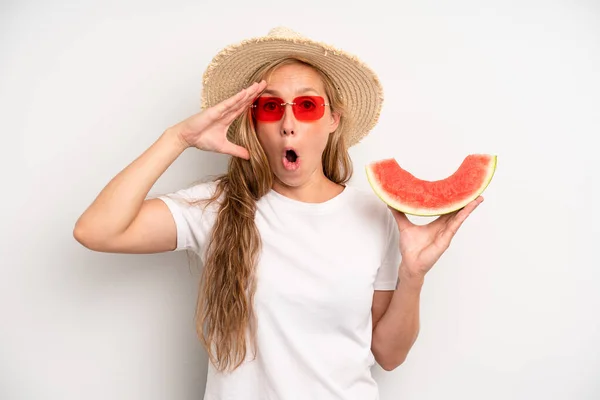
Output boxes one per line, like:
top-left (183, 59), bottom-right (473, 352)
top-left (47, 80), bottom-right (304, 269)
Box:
top-left (365, 155), bottom-right (497, 216)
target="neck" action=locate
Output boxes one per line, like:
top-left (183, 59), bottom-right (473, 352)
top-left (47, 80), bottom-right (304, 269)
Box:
top-left (272, 170), bottom-right (344, 203)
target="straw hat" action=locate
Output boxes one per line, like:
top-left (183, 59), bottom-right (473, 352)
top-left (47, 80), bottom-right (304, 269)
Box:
top-left (200, 26), bottom-right (384, 147)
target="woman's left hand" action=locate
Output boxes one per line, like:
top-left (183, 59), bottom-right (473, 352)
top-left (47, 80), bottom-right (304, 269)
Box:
top-left (389, 196), bottom-right (484, 280)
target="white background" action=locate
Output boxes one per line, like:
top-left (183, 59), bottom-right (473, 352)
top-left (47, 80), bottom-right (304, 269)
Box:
top-left (1, 0), bottom-right (599, 399)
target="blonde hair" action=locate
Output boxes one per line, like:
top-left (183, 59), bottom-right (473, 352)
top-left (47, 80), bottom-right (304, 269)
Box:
top-left (194, 56), bottom-right (353, 372)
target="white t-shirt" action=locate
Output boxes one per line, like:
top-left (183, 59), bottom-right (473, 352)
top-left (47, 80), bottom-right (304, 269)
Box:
top-left (158, 181), bottom-right (401, 400)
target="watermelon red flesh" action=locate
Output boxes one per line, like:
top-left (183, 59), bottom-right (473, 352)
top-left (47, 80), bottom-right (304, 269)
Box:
top-left (366, 154), bottom-right (497, 216)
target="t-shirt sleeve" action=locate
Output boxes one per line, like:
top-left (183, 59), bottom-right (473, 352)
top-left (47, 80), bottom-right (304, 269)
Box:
top-left (373, 210), bottom-right (401, 290)
top-left (154, 182), bottom-right (218, 256)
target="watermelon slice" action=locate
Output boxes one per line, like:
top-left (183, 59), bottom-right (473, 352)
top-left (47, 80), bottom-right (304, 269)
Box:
top-left (366, 154), bottom-right (497, 216)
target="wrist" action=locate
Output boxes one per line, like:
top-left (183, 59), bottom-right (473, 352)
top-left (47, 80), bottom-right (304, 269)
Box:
top-left (398, 264), bottom-right (426, 287)
top-left (163, 126), bottom-right (190, 153)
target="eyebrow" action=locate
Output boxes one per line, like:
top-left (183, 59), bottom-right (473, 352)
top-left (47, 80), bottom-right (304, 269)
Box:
top-left (261, 87), bottom-right (321, 97)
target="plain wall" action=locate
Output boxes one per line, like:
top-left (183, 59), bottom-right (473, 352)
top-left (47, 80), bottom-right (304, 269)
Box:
top-left (1, 0), bottom-right (599, 398)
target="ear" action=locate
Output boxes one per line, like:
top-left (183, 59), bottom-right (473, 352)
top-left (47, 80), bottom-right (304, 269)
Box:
top-left (328, 111), bottom-right (341, 133)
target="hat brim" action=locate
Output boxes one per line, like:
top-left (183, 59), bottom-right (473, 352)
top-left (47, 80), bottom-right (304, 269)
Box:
top-left (200, 33), bottom-right (384, 147)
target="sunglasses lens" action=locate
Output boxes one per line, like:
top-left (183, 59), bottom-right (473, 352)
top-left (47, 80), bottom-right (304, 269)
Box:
top-left (254, 97), bottom-right (284, 121)
top-left (292, 96), bottom-right (325, 121)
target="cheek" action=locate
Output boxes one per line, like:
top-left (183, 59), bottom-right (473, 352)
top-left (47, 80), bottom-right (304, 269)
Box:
top-left (307, 123), bottom-right (332, 151)
top-left (255, 124), bottom-right (273, 143)
top-left (255, 125), bottom-right (278, 151)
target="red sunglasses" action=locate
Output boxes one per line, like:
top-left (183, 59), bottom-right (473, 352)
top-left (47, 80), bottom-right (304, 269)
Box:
top-left (251, 96), bottom-right (330, 122)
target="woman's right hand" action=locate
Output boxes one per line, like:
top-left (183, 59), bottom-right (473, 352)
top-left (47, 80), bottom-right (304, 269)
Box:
top-left (171, 80), bottom-right (267, 160)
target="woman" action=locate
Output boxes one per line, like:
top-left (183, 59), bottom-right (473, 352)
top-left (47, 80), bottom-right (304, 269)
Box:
top-left (74, 27), bottom-right (483, 400)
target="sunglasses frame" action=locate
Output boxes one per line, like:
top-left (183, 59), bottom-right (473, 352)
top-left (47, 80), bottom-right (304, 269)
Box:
top-left (250, 95), bottom-right (330, 122)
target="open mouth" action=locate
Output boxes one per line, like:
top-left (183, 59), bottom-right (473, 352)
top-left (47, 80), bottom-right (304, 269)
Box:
top-left (285, 149), bottom-right (298, 163)
top-left (282, 148), bottom-right (300, 171)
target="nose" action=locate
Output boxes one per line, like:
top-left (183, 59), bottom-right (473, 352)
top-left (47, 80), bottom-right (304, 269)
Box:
top-left (280, 103), bottom-right (296, 136)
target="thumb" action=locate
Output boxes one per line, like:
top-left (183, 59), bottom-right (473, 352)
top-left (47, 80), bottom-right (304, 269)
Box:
top-left (222, 141), bottom-right (250, 160)
top-left (388, 206), bottom-right (413, 231)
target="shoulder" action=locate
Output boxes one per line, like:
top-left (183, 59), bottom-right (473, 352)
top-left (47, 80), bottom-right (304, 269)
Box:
top-left (162, 179), bottom-right (219, 200)
top-left (342, 184), bottom-right (395, 233)
top-left (157, 179), bottom-right (222, 214)
top-left (344, 185), bottom-right (391, 219)
top-left (342, 185), bottom-right (399, 263)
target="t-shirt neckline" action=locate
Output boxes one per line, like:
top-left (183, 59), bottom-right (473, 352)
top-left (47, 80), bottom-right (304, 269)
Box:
top-left (265, 185), bottom-right (351, 214)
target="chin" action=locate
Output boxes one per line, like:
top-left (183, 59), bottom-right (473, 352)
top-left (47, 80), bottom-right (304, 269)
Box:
top-left (273, 172), bottom-right (305, 188)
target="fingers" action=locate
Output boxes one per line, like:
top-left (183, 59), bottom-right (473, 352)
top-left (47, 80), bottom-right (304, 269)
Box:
top-left (452, 197), bottom-right (483, 224)
top-left (441, 196), bottom-right (483, 242)
top-left (222, 80), bottom-right (267, 122)
top-left (215, 87), bottom-right (250, 116)
top-left (435, 211), bottom-right (454, 223)
top-left (207, 81), bottom-right (266, 160)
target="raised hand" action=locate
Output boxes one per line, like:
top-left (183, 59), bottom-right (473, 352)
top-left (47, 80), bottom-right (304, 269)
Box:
top-left (171, 80), bottom-right (267, 159)
top-left (389, 196), bottom-right (484, 279)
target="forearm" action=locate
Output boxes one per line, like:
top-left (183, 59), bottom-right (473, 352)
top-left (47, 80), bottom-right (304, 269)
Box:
top-left (74, 127), bottom-right (188, 239)
top-left (372, 266), bottom-right (425, 370)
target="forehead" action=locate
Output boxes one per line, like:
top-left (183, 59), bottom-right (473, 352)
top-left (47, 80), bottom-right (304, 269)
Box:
top-left (263, 63), bottom-right (325, 96)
